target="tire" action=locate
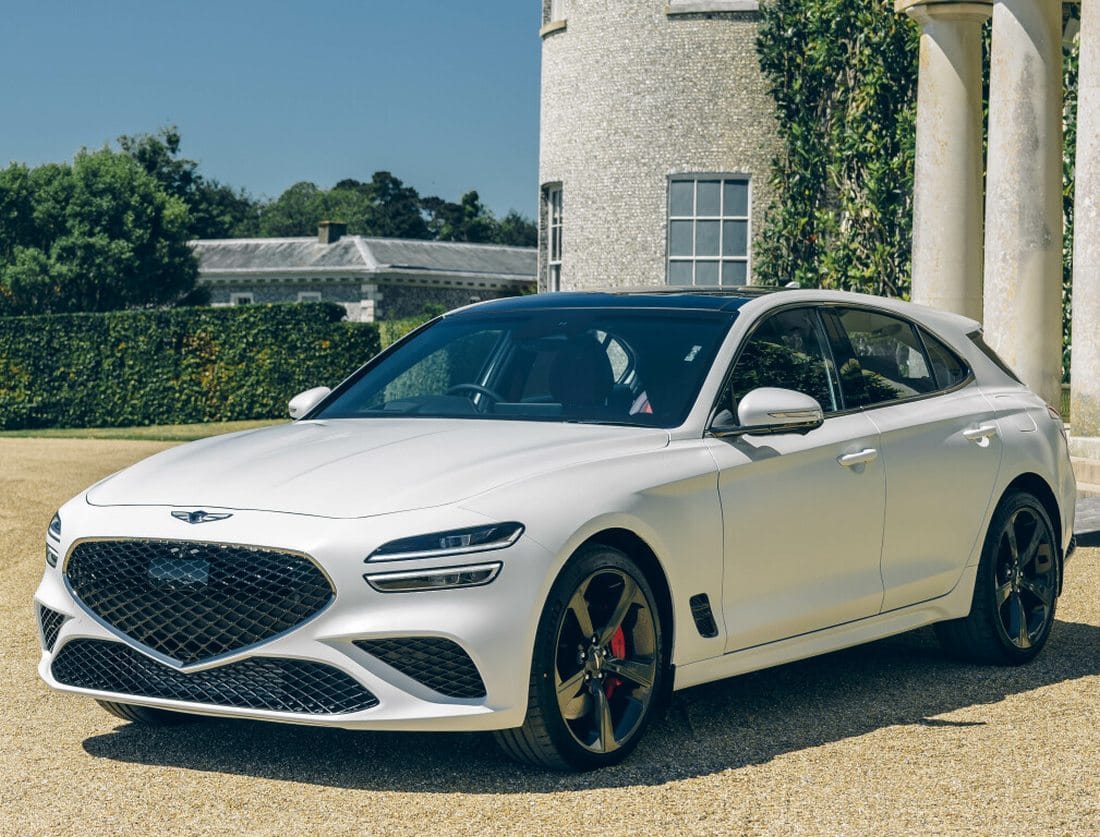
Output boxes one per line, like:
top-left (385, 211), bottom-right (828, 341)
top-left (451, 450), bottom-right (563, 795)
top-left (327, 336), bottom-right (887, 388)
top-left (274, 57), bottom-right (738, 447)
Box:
top-left (936, 491), bottom-right (1060, 665)
top-left (96, 700), bottom-right (198, 726)
top-left (494, 544), bottom-right (668, 770)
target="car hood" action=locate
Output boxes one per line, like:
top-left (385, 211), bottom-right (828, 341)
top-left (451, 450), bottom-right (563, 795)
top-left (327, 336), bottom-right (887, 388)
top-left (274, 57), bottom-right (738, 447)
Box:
top-left (86, 419), bottom-right (671, 518)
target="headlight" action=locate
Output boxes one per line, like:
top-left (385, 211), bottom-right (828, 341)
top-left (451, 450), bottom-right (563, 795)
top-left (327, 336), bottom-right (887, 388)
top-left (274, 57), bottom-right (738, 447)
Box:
top-left (366, 522), bottom-right (524, 562)
top-left (364, 562), bottom-right (502, 593)
top-left (46, 512), bottom-right (61, 567)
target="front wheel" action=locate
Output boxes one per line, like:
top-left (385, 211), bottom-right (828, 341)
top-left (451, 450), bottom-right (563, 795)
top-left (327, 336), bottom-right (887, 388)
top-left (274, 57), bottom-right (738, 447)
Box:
top-left (494, 545), bottom-right (668, 770)
top-left (936, 491), bottom-right (1060, 665)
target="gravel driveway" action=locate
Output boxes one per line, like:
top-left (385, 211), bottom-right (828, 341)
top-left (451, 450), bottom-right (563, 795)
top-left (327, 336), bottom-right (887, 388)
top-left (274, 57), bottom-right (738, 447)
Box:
top-left (4, 438), bottom-right (1098, 834)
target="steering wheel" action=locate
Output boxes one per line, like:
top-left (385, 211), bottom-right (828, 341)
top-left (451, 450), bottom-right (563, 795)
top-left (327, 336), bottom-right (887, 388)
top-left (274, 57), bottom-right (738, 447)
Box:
top-left (445, 383), bottom-right (505, 412)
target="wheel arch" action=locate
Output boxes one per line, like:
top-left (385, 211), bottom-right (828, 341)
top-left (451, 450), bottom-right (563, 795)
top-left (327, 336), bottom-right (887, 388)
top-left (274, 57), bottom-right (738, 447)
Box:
top-left (998, 472), bottom-right (1064, 593)
top-left (577, 528), bottom-right (675, 669)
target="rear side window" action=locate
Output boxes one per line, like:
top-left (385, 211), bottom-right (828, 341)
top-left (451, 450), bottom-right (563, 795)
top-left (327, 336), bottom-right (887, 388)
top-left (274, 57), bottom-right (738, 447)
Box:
top-left (969, 331), bottom-right (1024, 383)
top-left (832, 308), bottom-right (936, 408)
top-left (920, 328), bottom-right (969, 389)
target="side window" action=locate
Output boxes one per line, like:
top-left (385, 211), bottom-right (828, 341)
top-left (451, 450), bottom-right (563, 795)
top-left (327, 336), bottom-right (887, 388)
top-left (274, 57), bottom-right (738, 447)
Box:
top-left (920, 328), bottom-right (969, 389)
top-left (833, 308), bottom-right (936, 408)
top-left (722, 307), bottom-right (839, 419)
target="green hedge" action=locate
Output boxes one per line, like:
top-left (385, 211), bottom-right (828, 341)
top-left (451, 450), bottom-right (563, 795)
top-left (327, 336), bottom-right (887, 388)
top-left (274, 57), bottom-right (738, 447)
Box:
top-left (378, 314), bottom-right (434, 349)
top-left (0, 303), bottom-right (380, 429)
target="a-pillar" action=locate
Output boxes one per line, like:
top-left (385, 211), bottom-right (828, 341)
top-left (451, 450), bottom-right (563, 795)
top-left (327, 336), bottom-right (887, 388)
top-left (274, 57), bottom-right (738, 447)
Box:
top-left (1072, 0), bottom-right (1100, 437)
top-left (983, 0), bottom-right (1065, 406)
top-left (897, 0), bottom-right (991, 322)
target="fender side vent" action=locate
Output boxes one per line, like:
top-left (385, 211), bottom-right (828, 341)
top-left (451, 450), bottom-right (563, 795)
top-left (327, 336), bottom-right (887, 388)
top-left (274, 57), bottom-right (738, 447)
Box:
top-left (689, 593), bottom-right (718, 638)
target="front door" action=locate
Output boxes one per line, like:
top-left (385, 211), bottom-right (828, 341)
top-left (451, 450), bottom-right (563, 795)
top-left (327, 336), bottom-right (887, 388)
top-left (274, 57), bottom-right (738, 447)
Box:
top-left (708, 307), bottom-right (886, 652)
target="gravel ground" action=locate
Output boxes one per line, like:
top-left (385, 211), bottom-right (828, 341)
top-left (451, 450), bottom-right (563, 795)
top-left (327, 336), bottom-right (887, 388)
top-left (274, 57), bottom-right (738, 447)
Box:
top-left (3, 438), bottom-right (1099, 835)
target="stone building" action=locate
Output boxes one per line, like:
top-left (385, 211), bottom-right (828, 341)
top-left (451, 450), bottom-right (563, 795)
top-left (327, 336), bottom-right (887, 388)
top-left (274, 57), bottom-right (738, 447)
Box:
top-left (193, 222), bottom-right (536, 322)
top-left (538, 0), bottom-right (779, 292)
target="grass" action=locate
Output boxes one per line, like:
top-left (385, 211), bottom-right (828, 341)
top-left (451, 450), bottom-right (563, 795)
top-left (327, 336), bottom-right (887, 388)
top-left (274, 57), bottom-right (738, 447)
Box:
top-left (0, 418), bottom-right (285, 442)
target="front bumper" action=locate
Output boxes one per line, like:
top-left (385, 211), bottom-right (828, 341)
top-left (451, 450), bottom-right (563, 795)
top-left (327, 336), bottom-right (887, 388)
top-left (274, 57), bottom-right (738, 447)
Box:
top-left (35, 501), bottom-right (551, 732)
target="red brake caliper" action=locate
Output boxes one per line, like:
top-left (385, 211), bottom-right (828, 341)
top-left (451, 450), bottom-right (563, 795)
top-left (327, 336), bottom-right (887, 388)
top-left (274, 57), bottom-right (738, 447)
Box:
top-left (605, 626), bottom-right (626, 699)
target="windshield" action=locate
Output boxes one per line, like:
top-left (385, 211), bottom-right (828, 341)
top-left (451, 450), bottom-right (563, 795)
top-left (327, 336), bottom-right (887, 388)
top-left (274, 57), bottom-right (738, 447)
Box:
top-left (314, 308), bottom-right (735, 428)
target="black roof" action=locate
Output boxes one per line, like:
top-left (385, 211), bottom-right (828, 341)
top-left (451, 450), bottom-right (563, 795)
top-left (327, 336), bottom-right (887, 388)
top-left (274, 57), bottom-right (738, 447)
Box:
top-left (451, 287), bottom-right (781, 317)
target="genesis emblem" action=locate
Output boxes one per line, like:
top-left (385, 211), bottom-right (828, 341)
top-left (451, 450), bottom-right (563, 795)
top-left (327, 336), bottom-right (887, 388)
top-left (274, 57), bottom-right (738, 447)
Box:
top-left (171, 510), bottom-right (233, 525)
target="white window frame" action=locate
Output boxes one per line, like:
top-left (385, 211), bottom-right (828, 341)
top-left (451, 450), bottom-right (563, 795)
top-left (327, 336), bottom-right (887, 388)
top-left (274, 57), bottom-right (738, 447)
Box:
top-left (667, 174), bottom-right (751, 287)
top-left (230, 292), bottom-right (255, 305)
top-left (549, 0), bottom-right (565, 23)
top-left (297, 291), bottom-right (323, 303)
top-left (546, 185), bottom-right (563, 292)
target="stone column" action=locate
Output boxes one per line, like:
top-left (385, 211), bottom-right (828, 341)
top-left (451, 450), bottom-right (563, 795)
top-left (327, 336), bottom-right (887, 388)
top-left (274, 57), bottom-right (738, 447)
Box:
top-left (1072, 0), bottom-right (1100, 437)
top-left (983, 0), bottom-right (1064, 406)
top-left (898, 0), bottom-right (991, 322)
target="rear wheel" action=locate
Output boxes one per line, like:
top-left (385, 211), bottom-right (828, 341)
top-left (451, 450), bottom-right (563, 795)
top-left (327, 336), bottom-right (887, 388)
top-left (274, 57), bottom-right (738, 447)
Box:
top-left (96, 700), bottom-right (198, 726)
top-left (495, 545), bottom-right (667, 770)
top-left (936, 491), bottom-right (1060, 664)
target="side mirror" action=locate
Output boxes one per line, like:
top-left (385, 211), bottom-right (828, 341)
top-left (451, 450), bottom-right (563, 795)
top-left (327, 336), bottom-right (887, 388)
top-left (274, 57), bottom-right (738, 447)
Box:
top-left (710, 387), bottom-right (824, 437)
top-left (288, 386), bottom-right (331, 420)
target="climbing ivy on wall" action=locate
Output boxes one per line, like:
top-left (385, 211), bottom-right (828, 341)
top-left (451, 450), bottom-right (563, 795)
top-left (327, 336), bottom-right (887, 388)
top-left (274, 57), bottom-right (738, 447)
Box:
top-left (754, 0), bottom-right (919, 297)
top-left (1063, 17), bottom-right (1079, 382)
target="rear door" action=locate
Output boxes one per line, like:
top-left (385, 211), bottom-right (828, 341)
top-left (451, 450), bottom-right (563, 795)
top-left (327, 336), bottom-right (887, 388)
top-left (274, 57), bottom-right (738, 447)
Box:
top-left (825, 307), bottom-right (1003, 611)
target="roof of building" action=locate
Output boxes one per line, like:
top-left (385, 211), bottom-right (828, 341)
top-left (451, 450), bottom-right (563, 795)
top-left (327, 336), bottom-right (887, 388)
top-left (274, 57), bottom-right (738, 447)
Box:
top-left (192, 236), bottom-right (536, 286)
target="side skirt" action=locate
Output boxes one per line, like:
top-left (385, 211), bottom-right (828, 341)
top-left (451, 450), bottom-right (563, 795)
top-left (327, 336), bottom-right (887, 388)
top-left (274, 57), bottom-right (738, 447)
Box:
top-left (673, 564), bottom-right (978, 691)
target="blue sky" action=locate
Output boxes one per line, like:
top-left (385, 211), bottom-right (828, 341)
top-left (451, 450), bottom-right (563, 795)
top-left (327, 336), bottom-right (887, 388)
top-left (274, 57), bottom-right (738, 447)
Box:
top-left (0, 1), bottom-right (542, 216)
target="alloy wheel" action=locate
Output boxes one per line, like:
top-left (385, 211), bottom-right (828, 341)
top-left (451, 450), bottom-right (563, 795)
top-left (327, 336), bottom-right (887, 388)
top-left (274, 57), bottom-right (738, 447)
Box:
top-left (553, 567), bottom-right (658, 755)
top-left (993, 505), bottom-right (1057, 650)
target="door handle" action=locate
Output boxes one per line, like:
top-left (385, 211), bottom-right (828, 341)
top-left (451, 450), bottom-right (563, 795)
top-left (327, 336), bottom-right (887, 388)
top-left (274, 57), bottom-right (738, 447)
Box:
top-left (837, 448), bottom-right (878, 468)
top-left (962, 424), bottom-right (998, 444)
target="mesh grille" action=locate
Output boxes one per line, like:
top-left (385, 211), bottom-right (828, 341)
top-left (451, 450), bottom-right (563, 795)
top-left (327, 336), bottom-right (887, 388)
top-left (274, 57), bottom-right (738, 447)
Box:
top-left (52, 639), bottom-right (378, 715)
top-left (38, 605), bottom-right (66, 652)
top-left (65, 540), bottom-right (333, 665)
top-left (355, 637), bottom-right (486, 698)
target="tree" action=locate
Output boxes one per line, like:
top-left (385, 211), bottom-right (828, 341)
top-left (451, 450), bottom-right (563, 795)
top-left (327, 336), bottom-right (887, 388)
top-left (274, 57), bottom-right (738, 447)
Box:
top-left (256, 170), bottom-right (537, 245)
top-left (189, 179), bottom-right (262, 239)
top-left (0, 164), bottom-right (35, 263)
top-left (425, 190), bottom-right (498, 243)
top-left (258, 181), bottom-right (326, 237)
top-left (119, 127), bottom-right (262, 239)
top-left (361, 171), bottom-right (432, 239)
top-left (495, 209), bottom-right (538, 247)
top-left (0, 148), bottom-right (198, 315)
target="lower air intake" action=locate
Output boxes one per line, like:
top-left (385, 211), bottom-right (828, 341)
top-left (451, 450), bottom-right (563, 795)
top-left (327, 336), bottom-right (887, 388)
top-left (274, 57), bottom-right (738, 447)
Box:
top-left (52, 639), bottom-right (378, 715)
top-left (38, 605), bottom-right (67, 651)
top-left (355, 637), bottom-right (486, 698)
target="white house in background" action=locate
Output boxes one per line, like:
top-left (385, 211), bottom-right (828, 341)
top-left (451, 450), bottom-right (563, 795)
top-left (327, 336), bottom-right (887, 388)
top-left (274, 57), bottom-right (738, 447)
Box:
top-left (538, 0), bottom-right (779, 292)
top-left (193, 222), bottom-right (537, 322)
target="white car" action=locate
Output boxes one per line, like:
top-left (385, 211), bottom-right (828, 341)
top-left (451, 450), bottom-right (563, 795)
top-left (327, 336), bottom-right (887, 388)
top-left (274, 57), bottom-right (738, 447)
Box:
top-left (35, 289), bottom-right (1077, 770)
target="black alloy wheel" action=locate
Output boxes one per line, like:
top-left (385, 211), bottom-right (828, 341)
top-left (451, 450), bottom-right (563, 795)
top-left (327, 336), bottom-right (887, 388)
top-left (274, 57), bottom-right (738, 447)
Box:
top-left (495, 545), bottom-right (667, 769)
top-left (936, 491), bottom-right (1060, 664)
top-left (991, 503), bottom-right (1059, 652)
